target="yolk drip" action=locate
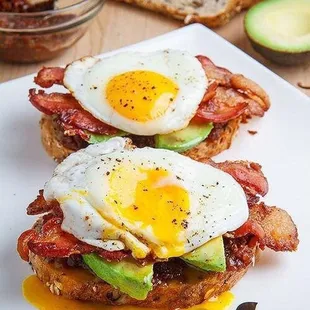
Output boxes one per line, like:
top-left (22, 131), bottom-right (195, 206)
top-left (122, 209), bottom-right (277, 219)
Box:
top-left (105, 166), bottom-right (190, 258)
top-left (105, 70), bottom-right (179, 122)
top-left (23, 275), bottom-right (234, 310)
top-left (189, 292), bottom-right (234, 310)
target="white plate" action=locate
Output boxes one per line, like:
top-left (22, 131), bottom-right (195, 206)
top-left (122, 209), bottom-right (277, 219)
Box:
top-left (0, 24), bottom-right (309, 309)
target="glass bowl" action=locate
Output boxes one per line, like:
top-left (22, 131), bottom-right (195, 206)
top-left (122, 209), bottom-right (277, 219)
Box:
top-left (0, 0), bottom-right (105, 63)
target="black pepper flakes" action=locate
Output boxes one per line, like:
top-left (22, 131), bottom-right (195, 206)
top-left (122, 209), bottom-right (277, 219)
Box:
top-left (181, 220), bottom-right (189, 229)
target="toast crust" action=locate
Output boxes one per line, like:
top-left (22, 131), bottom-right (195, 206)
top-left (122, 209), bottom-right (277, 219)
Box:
top-left (40, 116), bottom-right (75, 163)
top-left (113, 0), bottom-right (260, 28)
top-left (29, 252), bottom-right (251, 309)
top-left (40, 115), bottom-right (241, 163)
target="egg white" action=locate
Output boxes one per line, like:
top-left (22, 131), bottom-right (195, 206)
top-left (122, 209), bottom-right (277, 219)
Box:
top-left (44, 138), bottom-right (249, 259)
top-left (63, 50), bottom-right (207, 136)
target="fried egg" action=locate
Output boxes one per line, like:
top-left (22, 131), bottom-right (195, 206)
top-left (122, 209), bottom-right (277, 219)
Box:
top-left (44, 138), bottom-right (248, 259)
top-left (63, 50), bottom-right (207, 136)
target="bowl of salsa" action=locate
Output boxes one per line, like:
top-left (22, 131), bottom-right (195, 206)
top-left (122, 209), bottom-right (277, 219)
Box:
top-left (0, 0), bottom-right (104, 63)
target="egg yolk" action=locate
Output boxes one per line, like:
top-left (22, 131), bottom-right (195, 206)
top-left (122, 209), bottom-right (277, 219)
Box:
top-left (104, 166), bottom-right (190, 258)
top-left (105, 70), bottom-right (179, 122)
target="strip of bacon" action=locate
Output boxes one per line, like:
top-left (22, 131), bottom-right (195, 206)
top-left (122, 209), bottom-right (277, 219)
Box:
top-left (34, 67), bottom-right (65, 88)
top-left (196, 55), bottom-right (231, 85)
top-left (29, 89), bottom-right (118, 135)
top-left (17, 229), bottom-right (37, 261)
top-left (216, 161), bottom-right (269, 197)
top-left (196, 55), bottom-right (270, 118)
top-left (62, 122), bottom-right (90, 140)
top-left (195, 85), bottom-right (248, 123)
top-left (201, 81), bottom-right (217, 103)
top-left (17, 217), bottom-right (129, 262)
top-left (249, 203), bottom-right (299, 252)
top-left (27, 189), bottom-right (59, 215)
top-left (224, 236), bottom-right (256, 271)
top-left (233, 220), bottom-right (265, 240)
top-left (230, 203), bottom-right (298, 252)
top-left (201, 159), bottom-right (269, 197)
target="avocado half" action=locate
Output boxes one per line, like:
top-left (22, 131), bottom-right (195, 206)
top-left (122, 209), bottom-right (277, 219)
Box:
top-left (245, 0), bottom-right (310, 65)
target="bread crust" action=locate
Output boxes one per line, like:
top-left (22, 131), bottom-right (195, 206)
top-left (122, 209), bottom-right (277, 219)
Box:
top-left (29, 252), bottom-right (251, 309)
top-left (40, 115), bottom-right (241, 163)
top-left (184, 117), bottom-right (241, 160)
top-left (40, 116), bottom-right (75, 163)
top-left (113, 0), bottom-right (260, 28)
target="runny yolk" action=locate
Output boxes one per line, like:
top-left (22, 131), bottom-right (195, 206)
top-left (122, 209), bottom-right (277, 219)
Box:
top-left (105, 166), bottom-right (190, 258)
top-left (23, 275), bottom-right (234, 310)
top-left (105, 70), bottom-right (179, 122)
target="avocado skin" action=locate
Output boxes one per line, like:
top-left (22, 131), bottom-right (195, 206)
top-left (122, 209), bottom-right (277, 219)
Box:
top-left (244, 0), bottom-right (310, 66)
top-left (182, 236), bottom-right (226, 272)
top-left (83, 254), bottom-right (153, 300)
top-left (248, 34), bottom-right (310, 66)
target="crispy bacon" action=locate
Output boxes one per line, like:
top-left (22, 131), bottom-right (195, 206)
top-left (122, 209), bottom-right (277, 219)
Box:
top-left (216, 161), bottom-right (268, 197)
top-left (17, 229), bottom-right (37, 261)
top-left (18, 217), bottom-right (129, 262)
top-left (29, 89), bottom-right (117, 135)
top-left (196, 55), bottom-right (231, 85)
top-left (61, 122), bottom-right (90, 141)
top-left (196, 55), bottom-right (270, 118)
top-left (201, 81), bottom-right (217, 103)
top-left (230, 74), bottom-right (271, 113)
top-left (27, 190), bottom-right (59, 215)
top-left (249, 203), bottom-right (299, 252)
top-left (201, 159), bottom-right (269, 197)
top-left (195, 85), bottom-right (248, 123)
top-left (233, 220), bottom-right (265, 240)
top-left (230, 203), bottom-right (299, 252)
top-left (224, 236), bottom-right (256, 271)
top-left (34, 67), bottom-right (65, 88)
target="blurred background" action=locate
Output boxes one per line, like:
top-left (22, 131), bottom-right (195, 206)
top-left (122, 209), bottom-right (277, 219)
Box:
top-left (0, 0), bottom-right (309, 96)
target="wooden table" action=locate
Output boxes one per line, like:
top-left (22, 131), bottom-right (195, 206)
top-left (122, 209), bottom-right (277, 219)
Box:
top-left (0, 1), bottom-right (309, 96)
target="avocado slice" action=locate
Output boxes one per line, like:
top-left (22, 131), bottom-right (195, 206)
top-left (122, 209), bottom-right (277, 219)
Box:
top-left (182, 236), bottom-right (226, 272)
top-left (155, 122), bottom-right (213, 153)
top-left (83, 254), bottom-right (153, 300)
top-left (245, 0), bottom-right (310, 65)
top-left (87, 131), bottom-right (128, 144)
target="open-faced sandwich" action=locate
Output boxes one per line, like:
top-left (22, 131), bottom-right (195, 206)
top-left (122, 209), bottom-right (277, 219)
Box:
top-left (18, 138), bottom-right (298, 309)
top-left (29, 50), bottom-right (270, 162)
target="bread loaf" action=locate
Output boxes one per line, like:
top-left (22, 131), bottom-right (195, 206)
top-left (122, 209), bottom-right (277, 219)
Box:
top-left (113, 0), bottom-right (260, 27)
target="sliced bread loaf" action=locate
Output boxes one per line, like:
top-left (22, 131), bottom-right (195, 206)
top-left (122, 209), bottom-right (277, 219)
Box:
top-left (113, 0), bottom-right (260, 27)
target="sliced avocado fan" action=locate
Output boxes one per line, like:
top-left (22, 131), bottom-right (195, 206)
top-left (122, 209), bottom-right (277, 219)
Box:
top-left (83, 254), bottom-right (153, 300)
top-left (245, 0), bottom-right (310, 65)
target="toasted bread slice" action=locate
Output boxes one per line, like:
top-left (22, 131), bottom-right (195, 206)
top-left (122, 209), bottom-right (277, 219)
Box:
top-left (40, 116), bottom-right (75, 163)
top-left (40, 115), bottom-right (241, 163)
top-left (29, 251), bottom-right (251, 309)
top-left (113, 0), bottom-right (260, 28)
